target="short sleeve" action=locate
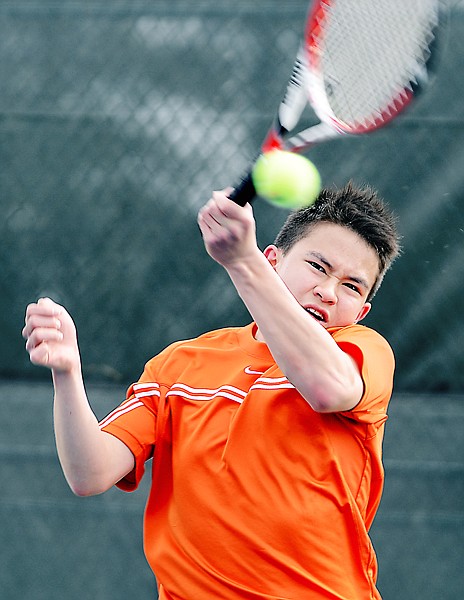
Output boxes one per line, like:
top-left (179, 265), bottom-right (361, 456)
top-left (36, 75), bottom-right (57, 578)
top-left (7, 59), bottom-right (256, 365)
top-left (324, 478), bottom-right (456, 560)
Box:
top-left (99, 379), bottom-right (159, 491)
top-left (99, 339), bottom-right (193, 491)
top-left (331, 325), bottom-right (395, 427)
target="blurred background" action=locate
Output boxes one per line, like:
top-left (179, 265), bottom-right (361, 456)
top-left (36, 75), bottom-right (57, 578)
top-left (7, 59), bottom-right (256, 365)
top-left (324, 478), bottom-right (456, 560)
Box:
top-left (1, 0), bottom-right (463, 598)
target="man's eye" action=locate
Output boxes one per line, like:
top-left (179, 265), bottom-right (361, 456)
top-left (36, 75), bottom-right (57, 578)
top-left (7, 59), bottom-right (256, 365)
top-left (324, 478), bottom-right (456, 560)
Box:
top-left (308, 261), bottom-right (325, 273)
top-left (344, 282), bottom-right (361, 294)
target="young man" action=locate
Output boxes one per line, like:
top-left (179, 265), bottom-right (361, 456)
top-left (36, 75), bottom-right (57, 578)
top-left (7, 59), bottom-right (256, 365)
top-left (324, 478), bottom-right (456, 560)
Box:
top-left (23, 182), bottom-right (400, 599)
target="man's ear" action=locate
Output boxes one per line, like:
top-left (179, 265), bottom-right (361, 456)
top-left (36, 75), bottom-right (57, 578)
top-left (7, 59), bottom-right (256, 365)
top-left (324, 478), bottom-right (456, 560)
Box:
top-left (263, 245), bottom-right (281, 268)
top-left (355, 302), bottom-right (372, 324)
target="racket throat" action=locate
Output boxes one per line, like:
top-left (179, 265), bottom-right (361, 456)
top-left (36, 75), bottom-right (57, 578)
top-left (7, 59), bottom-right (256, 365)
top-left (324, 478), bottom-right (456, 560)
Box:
top-left (289, 121), bottom-right (342, 152)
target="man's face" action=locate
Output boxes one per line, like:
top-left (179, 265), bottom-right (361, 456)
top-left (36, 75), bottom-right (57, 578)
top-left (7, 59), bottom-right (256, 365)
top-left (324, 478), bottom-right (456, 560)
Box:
top-left (265, 222), bottom-right (380, 329)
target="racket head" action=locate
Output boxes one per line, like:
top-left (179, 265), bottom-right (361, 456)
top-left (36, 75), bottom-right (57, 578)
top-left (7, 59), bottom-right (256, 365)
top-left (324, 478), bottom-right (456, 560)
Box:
top-left (304, 0), bottom-right (442, 135)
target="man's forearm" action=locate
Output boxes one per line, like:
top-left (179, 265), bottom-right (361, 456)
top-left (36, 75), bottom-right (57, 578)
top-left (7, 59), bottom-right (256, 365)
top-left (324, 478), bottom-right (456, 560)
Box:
top-left (225, 253), bottom-right (363, 412)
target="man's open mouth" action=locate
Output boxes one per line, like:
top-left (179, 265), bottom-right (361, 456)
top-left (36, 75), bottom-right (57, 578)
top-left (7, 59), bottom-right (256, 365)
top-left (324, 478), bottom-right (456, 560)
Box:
top-left (305, 307), bottom-right (326, 323)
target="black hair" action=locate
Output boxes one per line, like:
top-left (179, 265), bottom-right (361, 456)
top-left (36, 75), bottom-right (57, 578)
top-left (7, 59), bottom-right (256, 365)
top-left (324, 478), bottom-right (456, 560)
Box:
top-left (274, 182), bottom-right (401, 300)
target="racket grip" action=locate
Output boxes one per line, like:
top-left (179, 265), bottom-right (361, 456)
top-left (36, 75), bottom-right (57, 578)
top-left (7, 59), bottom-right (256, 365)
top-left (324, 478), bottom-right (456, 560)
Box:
top-left (228, 171), bottom-right (256, 206)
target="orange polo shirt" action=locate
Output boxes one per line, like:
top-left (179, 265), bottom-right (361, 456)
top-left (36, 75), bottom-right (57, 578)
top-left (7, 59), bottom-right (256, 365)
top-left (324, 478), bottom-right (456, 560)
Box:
top-left (100, 322), bottom-right (394, 599)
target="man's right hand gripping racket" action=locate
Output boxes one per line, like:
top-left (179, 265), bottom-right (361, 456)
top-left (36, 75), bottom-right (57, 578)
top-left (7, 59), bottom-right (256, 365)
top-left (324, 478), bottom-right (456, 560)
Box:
top-left (229, 0), bottom-right (442, 206)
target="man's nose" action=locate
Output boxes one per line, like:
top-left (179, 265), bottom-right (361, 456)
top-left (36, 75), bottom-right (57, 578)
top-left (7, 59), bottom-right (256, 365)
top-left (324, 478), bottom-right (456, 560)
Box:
top-left (314, 279), bottom-right (337, 304)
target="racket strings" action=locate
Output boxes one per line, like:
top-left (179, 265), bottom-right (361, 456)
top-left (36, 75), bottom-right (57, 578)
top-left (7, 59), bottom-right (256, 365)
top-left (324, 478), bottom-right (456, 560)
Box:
top-left (309, 0), bottom-right (440, 132)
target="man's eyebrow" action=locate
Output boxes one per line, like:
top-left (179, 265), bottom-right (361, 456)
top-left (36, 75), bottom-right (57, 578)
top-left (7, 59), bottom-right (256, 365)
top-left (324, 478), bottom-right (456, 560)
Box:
top-left (309, 251), bottom-right (332, 269)
top-left (347, 274), bottom-right (370, 290)
top-left (307, 251), bottom-right (370, 290)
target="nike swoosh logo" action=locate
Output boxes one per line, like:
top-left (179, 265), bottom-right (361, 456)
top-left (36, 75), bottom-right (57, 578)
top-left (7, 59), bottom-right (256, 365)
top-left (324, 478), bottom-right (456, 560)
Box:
top-left (244, 366), bottom-right (265, 375)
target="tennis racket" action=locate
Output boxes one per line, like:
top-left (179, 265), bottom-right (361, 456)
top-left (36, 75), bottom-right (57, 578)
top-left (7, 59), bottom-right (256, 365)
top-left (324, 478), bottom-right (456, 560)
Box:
top-left (229, 0), bottom-right (442, 206)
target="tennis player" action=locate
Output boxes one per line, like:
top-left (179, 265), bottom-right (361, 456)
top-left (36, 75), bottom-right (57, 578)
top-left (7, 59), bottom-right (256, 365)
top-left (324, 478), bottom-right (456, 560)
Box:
top-left (23, 182), bottom-right (400, 599)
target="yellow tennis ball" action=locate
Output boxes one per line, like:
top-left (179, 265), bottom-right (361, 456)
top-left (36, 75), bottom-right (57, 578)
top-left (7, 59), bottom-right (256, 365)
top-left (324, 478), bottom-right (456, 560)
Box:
top-left (252, 150), bottom-right (321, 209)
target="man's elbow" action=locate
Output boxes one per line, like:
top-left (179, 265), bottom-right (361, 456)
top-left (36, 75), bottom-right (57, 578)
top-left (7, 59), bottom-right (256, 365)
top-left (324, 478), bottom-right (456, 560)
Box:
top-left (303, 384), bottom-right (360, 414)
top-left (66, 475), bottom-right (111, 498)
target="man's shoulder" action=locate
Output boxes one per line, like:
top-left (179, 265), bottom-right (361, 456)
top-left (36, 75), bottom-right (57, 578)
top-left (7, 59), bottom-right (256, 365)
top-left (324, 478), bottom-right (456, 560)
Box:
top-left (141, 323), bottom-right (258, 385)
top-left (147, 324), bottom-right (252, 363)
top-left (328, 323), bottom-right (394, 359)
top-left (328, 323), bottom-right (388, 342)
top-left (181, 323), bottom-right (251, 347)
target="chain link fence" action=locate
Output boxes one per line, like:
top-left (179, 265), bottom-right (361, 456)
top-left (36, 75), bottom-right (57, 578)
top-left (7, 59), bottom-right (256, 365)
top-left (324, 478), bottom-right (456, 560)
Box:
top-left (1, 0), bottom-right (463, 392)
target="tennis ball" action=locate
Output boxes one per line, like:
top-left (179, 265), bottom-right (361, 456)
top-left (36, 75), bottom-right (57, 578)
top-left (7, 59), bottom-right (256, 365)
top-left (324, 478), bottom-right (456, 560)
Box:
top-left (252, 150), bottom-right (321, 209)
